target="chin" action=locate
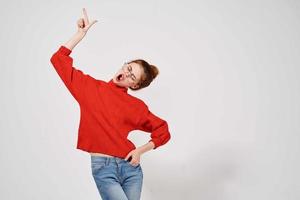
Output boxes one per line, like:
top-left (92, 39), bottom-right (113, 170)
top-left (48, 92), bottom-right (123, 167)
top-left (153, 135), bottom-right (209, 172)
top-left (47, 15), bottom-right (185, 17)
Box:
top-left (113, 78), bottom-right (125, 87)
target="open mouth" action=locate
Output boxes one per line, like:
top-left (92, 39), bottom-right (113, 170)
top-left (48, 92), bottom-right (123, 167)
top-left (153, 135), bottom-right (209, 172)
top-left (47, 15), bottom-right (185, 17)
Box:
top-left (116, 74), bottom-right (124, 81)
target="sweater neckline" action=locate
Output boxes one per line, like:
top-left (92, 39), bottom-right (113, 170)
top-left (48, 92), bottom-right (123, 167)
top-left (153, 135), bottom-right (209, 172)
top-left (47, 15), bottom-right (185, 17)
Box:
top-left (108, 79), bottom-right (128, 93)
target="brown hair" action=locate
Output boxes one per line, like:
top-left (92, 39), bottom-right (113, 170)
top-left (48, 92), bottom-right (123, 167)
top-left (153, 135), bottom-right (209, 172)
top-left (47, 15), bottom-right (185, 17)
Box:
top-left (128, 59), bottom-right (159, 91)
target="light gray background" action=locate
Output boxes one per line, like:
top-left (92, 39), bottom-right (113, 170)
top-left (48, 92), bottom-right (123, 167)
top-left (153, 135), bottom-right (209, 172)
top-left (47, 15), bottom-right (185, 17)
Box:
top-left (0, 0), bottom-right (299, 199)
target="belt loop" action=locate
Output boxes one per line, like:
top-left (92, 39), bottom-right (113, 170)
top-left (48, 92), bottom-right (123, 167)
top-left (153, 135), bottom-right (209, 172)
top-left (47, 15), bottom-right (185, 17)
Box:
top-left (105, 157), bottom-right (110, 165)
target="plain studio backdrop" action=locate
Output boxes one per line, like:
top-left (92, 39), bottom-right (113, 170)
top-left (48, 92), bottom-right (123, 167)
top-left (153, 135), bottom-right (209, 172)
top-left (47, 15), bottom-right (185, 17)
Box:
top-left (0, 0), bottom-right (299, 199)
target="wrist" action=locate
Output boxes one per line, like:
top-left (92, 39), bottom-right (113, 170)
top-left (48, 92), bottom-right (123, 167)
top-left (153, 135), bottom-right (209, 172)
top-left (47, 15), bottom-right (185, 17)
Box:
top-left (136, 147), bottom-right (144, 154)
top-left (75, 31), bottom-right (86, 39)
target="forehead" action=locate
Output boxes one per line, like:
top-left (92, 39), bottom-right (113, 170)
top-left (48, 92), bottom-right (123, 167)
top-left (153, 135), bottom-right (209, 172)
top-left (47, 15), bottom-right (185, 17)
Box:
top-left (129, 62), bottom-right (143, 78)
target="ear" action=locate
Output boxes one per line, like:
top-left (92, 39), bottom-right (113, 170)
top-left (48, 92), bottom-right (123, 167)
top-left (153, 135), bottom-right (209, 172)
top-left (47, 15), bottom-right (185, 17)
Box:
top-left (131, 83), bottom-right (140, 89)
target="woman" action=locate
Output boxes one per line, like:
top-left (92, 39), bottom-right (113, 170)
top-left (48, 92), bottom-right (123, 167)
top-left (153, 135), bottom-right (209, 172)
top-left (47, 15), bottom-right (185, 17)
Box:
top-left (50, 8), bottom-right (171, 200)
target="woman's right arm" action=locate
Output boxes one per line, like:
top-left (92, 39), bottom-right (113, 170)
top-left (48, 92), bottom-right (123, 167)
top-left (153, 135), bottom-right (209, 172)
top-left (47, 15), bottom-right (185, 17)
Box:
top-left (50, 8), bottom-right (98, 104)
top-left (63, 32), bottom-right (85, 51)
top-left (64, 8), bottom-right (97, 50)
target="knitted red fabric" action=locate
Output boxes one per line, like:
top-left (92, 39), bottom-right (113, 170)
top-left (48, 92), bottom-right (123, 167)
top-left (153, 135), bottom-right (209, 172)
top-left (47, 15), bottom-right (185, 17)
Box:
top-left (50, 45), bottom-right (171, 158)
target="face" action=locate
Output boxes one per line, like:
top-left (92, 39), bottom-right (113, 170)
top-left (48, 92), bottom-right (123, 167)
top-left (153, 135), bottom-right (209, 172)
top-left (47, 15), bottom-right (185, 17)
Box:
top-left (113, 62), bottom-right (144, 89)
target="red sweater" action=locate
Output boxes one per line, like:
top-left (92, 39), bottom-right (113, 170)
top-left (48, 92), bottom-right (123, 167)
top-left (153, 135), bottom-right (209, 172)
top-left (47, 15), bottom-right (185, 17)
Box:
top-left (50, 45), bottom-right (171, 158)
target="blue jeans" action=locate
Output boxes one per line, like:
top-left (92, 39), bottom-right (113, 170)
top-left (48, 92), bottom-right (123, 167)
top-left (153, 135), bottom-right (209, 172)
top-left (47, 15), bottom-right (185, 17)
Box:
top-left (91, 155), bottom-right (143, 200)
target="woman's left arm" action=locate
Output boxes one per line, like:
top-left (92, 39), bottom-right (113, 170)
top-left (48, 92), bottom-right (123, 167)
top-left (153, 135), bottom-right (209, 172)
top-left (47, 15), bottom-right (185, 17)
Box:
top-left (125, 107), bottom-right (171, 166)
top-left (136, 108), bottom-right (171, 149)
top-left (137, 141), bottom-right (155, 154)
top-left (124, 141), bottom-right (155, 166)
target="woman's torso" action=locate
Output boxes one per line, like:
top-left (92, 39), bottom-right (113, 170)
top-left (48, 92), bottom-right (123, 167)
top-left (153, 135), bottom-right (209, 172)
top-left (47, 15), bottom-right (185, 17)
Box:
top-left (89, 152), bottom-right (114, 157)
top-left (84, 80), bottom-right (146, 158)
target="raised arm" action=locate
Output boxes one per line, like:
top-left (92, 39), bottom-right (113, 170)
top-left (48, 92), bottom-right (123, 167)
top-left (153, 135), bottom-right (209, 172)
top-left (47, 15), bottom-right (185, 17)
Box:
top-left (64, 8), bottom-right (97, 50)
top-left (50, 8), bottom-right (98, 104)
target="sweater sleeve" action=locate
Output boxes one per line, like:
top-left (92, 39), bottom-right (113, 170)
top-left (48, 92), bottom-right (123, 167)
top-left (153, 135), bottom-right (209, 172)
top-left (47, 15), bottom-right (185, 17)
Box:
top-left (136, 107), bottom-right (171, 149)
top-left (50, 45), bottom-right (96, 104)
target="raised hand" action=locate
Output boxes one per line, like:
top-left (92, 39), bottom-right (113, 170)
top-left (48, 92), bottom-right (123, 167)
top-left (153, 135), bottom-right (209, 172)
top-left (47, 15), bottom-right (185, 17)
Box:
top-left (77, 8), bottom-right (98, 35)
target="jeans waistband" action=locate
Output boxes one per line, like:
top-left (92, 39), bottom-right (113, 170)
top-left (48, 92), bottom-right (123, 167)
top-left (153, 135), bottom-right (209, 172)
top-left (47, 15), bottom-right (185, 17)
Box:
top-left (91, 155), bottom-right (127, 164)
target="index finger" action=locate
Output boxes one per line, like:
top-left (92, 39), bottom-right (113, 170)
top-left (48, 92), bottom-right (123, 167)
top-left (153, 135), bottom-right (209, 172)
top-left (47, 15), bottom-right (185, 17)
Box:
top-left (82, 8), bottom-right (90, 24)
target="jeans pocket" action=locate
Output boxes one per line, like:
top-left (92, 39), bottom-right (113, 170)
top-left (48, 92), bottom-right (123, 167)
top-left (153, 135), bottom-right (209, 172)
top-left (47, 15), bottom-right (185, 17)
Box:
top-left (91, 161), bottom-right (106, 174)
top-left (126, 161), bottom-right (141, 170)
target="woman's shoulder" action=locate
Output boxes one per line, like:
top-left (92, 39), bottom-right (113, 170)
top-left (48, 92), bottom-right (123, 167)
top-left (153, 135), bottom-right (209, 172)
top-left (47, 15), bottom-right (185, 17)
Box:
top-left (95, 78), bottom-right (107, 84)
top-left (124, 94), bottom-right (149, 113)
top-left (128, 94), bottom-right (148, 107)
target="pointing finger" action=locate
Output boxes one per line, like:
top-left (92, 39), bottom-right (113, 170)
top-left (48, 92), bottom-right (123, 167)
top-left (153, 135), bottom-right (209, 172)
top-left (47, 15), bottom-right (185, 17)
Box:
top-left (82, 8), bottom-right (89, 24)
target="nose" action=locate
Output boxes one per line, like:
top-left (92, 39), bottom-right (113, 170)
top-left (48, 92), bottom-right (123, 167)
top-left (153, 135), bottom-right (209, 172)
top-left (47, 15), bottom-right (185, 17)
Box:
top-left (124, 70), bottom-right (130, 78)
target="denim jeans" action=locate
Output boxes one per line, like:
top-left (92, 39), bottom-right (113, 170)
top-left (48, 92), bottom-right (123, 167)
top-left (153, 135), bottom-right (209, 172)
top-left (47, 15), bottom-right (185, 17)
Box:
top-left (91, 155), bottom-right (143, 200)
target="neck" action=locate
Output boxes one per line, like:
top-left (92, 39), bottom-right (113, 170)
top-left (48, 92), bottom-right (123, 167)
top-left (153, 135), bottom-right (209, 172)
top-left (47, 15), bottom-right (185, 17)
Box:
top-left (109, 79), bottom-right (128, 93)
